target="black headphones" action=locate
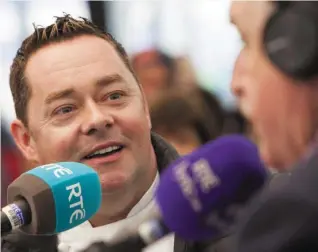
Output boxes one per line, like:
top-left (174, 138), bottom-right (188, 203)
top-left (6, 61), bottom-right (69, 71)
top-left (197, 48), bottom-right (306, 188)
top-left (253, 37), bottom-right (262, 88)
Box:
top-left (263, 2), bottom-right (318, 81)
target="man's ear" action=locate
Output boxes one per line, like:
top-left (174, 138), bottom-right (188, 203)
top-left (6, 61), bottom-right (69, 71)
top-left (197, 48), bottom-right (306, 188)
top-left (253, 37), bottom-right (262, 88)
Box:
top-left (145, 103), bottom-right (152, 130)
top-left (10, 119), bottom-right (39, 163)
top-left (140, 86), bottom-right (152, 129)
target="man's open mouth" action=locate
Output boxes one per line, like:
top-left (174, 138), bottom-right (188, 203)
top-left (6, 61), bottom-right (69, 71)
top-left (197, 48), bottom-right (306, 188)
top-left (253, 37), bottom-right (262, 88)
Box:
top-left (84, 145), bottom-right (124, 160)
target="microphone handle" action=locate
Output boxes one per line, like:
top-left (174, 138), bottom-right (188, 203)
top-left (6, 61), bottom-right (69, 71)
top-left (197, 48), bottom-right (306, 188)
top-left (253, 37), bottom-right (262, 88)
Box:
top-left (82, 236), bottom-right (146, 252)
top-left (1, 210), bottom-right (12, 236)
top-left (109, 235), bottom-right (146, 252)
top-left (1, 199), bottom-right (32, 235)
top-left (89, 219), bottom-right (171, 252)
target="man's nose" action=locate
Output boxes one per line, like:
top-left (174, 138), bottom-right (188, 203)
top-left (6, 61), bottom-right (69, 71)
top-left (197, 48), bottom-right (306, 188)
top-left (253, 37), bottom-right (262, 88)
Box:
top-left (231, 51), bottom-right (246, 98)
top-left (80, 101), bottom-right (114, 135)
top-left (231, 74), bottom-right (244, 99)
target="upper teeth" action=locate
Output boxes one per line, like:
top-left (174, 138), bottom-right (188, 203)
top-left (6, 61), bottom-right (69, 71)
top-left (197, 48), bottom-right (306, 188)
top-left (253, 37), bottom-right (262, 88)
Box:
top-left (87, 146), bottom-right (121, 158)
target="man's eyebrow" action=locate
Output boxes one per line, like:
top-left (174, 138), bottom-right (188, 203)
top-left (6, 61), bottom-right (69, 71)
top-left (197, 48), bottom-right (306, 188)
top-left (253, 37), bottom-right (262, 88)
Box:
top-left (44, 89), bottom-right (75, 105)
top-left (96, 74), bottom-right (125, 88)
top-left (44, 74), bottom-right (125, 105)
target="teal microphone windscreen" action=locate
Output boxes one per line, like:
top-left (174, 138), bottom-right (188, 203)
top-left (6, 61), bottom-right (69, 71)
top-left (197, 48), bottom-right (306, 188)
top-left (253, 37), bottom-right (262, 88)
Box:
top-left (2, 162), bottom-right (101, 235)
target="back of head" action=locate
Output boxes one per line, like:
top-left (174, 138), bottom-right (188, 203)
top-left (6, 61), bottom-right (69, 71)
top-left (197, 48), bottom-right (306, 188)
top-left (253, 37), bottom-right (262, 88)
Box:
top-left (150, 91), bottom-right (223, 155)
top-left (131, 49), bottom-right (176, 106)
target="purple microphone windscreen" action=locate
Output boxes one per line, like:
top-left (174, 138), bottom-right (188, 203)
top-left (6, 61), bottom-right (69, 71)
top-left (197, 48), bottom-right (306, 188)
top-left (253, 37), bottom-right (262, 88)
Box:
top-left (155, 134), bottom-right (268, 240)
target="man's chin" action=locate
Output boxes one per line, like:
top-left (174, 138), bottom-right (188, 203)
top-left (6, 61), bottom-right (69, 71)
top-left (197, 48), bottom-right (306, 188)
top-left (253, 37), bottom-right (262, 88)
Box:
top-left (101, 182), bottom-right (126, 194)
top-left (99, 174), bottom-right (131, 194)
top-left (259, 143), bottom-right (292, 172)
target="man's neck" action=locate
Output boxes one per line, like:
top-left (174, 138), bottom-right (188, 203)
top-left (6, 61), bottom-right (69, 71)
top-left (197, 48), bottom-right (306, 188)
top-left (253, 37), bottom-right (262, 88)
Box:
top-left (89, 200), bottom-right (137, 227)
top-left (90, 146), bottom-right (158, 227)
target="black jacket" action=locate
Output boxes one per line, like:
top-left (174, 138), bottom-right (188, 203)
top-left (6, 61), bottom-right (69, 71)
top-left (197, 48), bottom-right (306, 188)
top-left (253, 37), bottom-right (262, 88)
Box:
top-left (2, 132), bottom-right (224, 252)
top-left (225, 149), bottom-right (318, 252)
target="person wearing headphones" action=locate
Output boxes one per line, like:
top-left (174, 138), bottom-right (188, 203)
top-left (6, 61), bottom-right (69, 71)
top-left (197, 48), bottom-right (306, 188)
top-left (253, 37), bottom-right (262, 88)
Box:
top-left (227, 1), bottom-right (318, 252)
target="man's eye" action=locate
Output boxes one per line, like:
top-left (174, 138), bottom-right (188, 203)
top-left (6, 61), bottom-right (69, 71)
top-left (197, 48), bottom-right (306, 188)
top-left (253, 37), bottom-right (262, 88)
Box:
top-left (108, 92), bottom-right (123, 100)
top-left (54, 106), bottom-right (74, 115)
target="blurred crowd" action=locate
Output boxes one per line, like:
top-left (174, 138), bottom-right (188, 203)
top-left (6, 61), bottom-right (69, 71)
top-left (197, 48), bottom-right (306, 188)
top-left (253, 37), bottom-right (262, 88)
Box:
top-left (132, 49), bottom-right (251, 151)
top-left (1, 47), bottom-right (250, 206)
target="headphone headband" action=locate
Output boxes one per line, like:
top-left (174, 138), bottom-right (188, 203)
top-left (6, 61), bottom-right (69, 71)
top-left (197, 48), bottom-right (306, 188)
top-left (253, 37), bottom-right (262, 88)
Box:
top-left (263, 2), bottom-right (318, 81)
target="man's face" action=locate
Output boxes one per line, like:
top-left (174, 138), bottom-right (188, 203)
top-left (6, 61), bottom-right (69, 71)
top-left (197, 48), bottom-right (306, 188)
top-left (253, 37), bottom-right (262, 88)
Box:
top-left (230, 2), bottom-right (316, 169)
top-left (18, 35), bottom-right (154, 193)
top-left (132, 52), bottom-right (170, 106)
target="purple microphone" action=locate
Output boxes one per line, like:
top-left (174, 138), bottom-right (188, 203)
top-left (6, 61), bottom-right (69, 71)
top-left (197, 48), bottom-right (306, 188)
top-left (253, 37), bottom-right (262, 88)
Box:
top-left (155, 134), bottom-right (268, 240)
top-left (81, 135), bottom-right (268, 252)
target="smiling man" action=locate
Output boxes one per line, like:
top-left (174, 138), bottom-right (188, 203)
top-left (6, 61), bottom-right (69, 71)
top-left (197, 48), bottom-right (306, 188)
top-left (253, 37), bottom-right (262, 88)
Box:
top-left (10, 17), bottom-right (157, 228)
top-left (3, 15), bottom-right (199, 252)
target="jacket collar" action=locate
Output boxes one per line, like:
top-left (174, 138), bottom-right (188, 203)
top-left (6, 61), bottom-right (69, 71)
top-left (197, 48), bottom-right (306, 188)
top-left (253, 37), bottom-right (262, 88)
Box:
top-left (151, 132), bottom-right (196, 252)
top-left (151, 132), bottom-right (180, 173)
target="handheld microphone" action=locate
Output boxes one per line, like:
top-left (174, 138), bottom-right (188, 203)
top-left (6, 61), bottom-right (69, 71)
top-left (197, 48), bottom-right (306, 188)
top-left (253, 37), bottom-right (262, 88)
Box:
top-left (1, 162), bottom-right (102, 236)
top-left (156, 134), bottom-right (267, 240)
top-left (82, 135), bottom-right (267, 252)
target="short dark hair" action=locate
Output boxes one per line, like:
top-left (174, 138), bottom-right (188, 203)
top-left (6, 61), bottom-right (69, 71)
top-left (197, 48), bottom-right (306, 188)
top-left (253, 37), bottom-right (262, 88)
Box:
top-left (150, 91), bottom-right (222, 144)
top-left (10, 14), bottom-right (136, 127)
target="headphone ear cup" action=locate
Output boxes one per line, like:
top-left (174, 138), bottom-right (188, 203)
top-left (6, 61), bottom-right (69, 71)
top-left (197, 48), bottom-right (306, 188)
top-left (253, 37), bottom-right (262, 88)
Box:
top-left (263, 5), bottom-right (318, 81)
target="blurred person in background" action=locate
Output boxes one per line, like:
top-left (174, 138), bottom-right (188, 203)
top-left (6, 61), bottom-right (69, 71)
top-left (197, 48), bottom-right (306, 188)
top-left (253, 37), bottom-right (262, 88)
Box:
top-left (131, 49), bottom-right (219, 115)
top-left (167, 55), bottom-right (227, 138)
top-left (132, 49), bottom-right (227, 143)
top-left (196, 88), bottom-right (225, 136)
top-left (150, 92), bottom-right (222, 155)
top-left (171, 56), bottom-right (199, 93)
top-left (1, 121), bottom-right (23, 207)
top-left (222, 109), bottom-right (249, 135)
top-left (131, 49), bottom-right (175, 107)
